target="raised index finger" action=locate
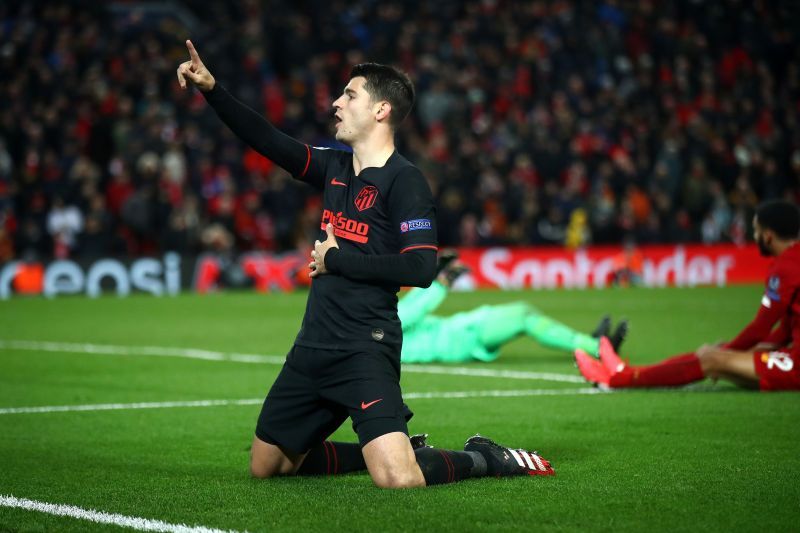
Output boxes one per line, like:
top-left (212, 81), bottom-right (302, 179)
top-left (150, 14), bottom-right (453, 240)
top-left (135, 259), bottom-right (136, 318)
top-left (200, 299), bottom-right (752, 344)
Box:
top-left (186, 39), bottom-right (201, 64)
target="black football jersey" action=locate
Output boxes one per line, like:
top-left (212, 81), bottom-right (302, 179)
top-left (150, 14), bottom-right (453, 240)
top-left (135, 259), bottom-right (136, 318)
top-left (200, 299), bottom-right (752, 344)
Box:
top-left (293, 147), bottom-right (438, 349)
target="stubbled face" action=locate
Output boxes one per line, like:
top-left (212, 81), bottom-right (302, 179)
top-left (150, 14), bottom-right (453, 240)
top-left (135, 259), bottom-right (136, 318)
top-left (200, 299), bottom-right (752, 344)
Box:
top-left (332, 76), bottom-right (378, 145)
top-left (753, 216), bottom-right (772, 257)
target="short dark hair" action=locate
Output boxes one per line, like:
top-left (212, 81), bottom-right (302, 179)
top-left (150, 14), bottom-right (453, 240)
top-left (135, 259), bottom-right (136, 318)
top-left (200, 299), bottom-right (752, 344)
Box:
top-left (350, 63), bottom-right (415, 128)
top-left (756, 200), bottom-right (800, 239)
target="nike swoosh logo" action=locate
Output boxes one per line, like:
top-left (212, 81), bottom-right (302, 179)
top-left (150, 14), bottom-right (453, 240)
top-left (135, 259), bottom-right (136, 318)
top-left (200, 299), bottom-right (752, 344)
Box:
top-left (361, 398), bottom-right (383, 410)
top-left (330, 178), bottom-right (347, 187)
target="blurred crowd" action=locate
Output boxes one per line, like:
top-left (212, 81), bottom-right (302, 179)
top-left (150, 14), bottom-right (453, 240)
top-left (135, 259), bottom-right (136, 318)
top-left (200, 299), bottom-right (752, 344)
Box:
top-left (1, 0), bottom-right (799, 262)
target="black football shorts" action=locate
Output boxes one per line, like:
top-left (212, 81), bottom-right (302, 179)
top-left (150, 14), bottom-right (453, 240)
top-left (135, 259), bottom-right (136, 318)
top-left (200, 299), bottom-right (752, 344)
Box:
top-left (255, 343), bottom-right (413, 453)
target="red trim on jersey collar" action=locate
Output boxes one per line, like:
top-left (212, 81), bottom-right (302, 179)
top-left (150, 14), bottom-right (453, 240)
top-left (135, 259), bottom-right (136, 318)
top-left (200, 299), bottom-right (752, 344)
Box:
top-left (300, 144), bottom-right (311, 178)
top-left (400, 244), bottom-right (438, 253)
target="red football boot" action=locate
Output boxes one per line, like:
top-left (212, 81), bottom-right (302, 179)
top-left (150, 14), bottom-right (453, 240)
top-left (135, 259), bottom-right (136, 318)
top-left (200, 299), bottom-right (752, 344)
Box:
top-left (575, 348), bottom-right (611, 387)
top-left (598, 336), bottom-right (626, 374)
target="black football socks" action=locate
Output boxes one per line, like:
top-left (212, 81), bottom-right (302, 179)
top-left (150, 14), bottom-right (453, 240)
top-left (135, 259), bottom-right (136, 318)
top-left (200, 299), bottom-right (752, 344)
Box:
top-left (296, 441), bottom-right (366, 475)
top-left (414, 448), bottom-right (487, 485)
top-left (297, 441), bottom-right (489, 485)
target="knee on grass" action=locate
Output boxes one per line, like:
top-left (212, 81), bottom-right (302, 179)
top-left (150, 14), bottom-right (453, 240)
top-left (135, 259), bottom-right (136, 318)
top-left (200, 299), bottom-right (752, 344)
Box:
top-left (249, 455), bottom-right (298, 479)
top-left (369, 467), bottom-right (424, 489)
top-left (250, 461), bottom-right (279, 479)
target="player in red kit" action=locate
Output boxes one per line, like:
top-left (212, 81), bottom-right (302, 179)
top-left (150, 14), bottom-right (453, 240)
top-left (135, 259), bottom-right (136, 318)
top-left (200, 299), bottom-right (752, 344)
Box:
top-left (575, 200), bottom-right (800, 391)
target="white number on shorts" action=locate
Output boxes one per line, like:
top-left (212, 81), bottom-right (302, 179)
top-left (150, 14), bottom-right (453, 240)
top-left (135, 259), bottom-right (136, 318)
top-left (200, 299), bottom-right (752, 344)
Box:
top-left (766, 352), bottom-right (794, 372)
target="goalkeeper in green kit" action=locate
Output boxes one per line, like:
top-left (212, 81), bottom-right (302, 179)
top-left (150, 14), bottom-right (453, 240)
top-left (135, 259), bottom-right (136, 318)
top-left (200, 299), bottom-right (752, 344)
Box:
top-left (399, 252), bottom-right (628, 364)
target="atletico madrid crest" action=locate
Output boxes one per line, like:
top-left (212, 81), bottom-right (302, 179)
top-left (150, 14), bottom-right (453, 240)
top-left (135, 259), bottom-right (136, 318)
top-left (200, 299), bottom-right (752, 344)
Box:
top-left (355, 186), bottom-right (378, 211)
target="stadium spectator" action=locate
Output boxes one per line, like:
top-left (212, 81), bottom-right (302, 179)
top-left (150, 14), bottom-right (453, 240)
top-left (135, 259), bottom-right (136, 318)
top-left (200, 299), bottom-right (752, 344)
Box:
top-left (45, 195), bottom-right (83, 258)
top-left (1, 1), bottom-right (798, 259)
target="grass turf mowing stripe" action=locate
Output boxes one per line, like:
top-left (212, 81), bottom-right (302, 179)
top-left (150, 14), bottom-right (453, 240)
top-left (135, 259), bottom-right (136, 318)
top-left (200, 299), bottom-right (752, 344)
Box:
top-left (0, 494), bottom-right (242, 533)
top-left (0, 339), bottom-right (583, 383)
top-left (0, 388), bottom-right (605, 415)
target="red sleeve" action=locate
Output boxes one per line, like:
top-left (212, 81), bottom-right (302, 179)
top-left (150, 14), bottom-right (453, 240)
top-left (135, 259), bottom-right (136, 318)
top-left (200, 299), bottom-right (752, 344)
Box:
top-left (724, 267), bottom-right (790, 350)
top-left (761, 319), bottom-right (792, 347)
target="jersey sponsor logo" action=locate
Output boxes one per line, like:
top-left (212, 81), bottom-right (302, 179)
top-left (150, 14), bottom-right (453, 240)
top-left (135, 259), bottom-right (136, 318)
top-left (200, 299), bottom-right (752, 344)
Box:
top-left (354, 186), bottom-right (378, 211)
top-left (321, 209), bottom-right (369, 243)
top-left (361, 398), bottom-right (383, 410)
top-left (766, 275), bottom-right (781, 301)
top-left (400, 218), bottom-right (431, 232)
top-left (330, 177), bottom-right (347, 187)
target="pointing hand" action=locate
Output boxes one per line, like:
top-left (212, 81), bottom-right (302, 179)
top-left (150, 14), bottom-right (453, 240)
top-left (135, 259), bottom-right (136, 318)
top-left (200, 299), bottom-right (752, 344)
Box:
top-left (176, 39), bottom-right (216, 92)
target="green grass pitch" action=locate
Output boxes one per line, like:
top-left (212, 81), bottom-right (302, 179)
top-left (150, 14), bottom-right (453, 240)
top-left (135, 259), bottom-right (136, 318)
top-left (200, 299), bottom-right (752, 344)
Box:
top-left (1, 286), bottom-right (798, 532)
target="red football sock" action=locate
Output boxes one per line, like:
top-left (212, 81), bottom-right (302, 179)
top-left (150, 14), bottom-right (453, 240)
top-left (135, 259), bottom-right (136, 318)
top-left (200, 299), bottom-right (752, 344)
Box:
top-left (610, 352), bottom-right (705, 388)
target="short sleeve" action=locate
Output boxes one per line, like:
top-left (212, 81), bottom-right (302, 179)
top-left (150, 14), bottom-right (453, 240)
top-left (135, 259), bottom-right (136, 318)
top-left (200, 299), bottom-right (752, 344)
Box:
top-left (387, 167), bottom-right (438, 253)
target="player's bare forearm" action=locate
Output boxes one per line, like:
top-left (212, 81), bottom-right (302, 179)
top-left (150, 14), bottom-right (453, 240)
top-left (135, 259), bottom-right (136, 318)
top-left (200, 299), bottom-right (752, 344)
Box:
top-left (753, 342), bottom-right (782, 352)
top-left (696, 344), bottom-right (741, 359)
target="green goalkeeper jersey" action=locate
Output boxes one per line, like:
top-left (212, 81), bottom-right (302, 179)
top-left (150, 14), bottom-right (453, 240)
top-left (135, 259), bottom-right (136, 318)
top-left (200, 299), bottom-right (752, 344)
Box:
top-left (398, 281), bottom-right (601, 363)
top-left (398, 282), bottom-right (499, 363)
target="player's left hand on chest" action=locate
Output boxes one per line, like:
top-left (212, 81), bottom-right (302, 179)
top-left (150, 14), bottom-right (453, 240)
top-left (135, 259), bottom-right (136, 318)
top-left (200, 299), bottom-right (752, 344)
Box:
top-left (310, 223), bottom-right (339, 278)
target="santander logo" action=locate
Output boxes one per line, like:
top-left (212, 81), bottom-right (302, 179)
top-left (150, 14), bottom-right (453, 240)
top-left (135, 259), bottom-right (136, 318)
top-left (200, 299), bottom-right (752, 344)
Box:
top-left (455, 245), bottom-right (763, 290)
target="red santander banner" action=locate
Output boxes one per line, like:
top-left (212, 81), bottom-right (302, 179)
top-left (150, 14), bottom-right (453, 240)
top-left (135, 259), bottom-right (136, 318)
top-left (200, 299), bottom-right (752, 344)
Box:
top-left (454, 244), bottom-right (769, 290)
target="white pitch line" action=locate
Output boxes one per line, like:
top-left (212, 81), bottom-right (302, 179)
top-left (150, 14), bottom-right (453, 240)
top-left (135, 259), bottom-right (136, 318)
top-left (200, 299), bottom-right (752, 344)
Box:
top-left (404, 388), bottom-right (604, 399)
top-left (0, 399), bottom-right (263, 415)
top-left (0, 340), bottom-right (285, 364)
top-left (0, 494), bottom-right (243, 533)
top-left (0, 388), bottom-right (605, 415)
top-left (403, 365), bottom-right (585, 383)
top-left (0, 339), bottom-right (583, 383)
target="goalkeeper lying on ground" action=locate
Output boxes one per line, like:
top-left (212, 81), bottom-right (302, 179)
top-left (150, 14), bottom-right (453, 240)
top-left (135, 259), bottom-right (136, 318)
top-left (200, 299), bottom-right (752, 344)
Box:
top-left (399, 252), bottom-right (627, 363)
